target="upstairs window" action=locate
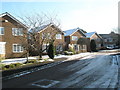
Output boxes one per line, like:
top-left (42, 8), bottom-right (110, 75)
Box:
top-left (42, 33), bottom-right (51, 39)
top-left (56, 34), bottom-right (62, 39)
top-left (104, 39), bottom-right (107, 42)
top-left (12, 28), bottom-right (23, 36)
top-left (0, 27), bottom-right (4, 35)
top-left (72, 36), bottom-right (78, 41)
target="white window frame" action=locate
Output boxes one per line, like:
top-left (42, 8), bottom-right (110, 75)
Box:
top-left (72, 36), bottom-right (78, 41)
top-left (73, 44), bottom-right (79, 51)
top-left (104, 39), bottom-right (107, 42)
top-left (56, 45), bottom-right (63, 52)
top-left (82, 45), bottom-right (86, 50)
top-left (0, 27), bottom-right (4, 35)
top-left (12, 28), bottom-right (23, 36)
top-left (0, 42), bottom-right (6, 54)
top-left (56, 34), bottom-right (62, 39)
top-left (13, 44), bottom-right (24, 53)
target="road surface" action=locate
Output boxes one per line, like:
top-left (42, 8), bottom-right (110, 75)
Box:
top-left (2, 53), bottom-right (120, 88)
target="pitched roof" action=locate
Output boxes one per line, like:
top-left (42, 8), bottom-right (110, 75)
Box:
top-left (29, 23), bottom-right (64, 34)
top-left (85, 32), bottom-right (103, 39)
top-left (0, 12), bottom-right (28, 28)
top-left (64, 27), bottom-right (86, 36)
top-left (85, 32), bottom-right (96, 38)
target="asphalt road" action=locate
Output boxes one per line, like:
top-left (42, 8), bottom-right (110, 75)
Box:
top-left (2, 53), bottom-right (120, 88)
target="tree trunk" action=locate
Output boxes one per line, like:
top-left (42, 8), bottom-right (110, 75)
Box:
top-left (39, 52), bottom-right (42, 60)
top-left (25, 52), bottom-right (29, 64)
top-left (39, 47), bottom-right (43, 60)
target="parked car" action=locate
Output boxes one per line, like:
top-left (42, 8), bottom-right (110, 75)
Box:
top-left (107, 46), bottom-right (114, 49)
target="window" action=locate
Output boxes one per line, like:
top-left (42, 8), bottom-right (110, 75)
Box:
top-left (0, 42), bottom-right (6, 54)
top-left (13, 44), bottom-right (23, 53)
top-left (83, 45), bottom-right (86, 50)
top-left (74, 44), bottom-right (78, 51)
top-left (56, 45), bottom-right (63, 52)
top-left (56, 34), bottom-right (62, 39)
top-left (0, 27), bottom-right (4, 35)
top-left (72, 36), bottom-right (78, 41)
top-left (97, 38), bottom-right (100, 42)
top-left (42, 33), bottom-right (51, 39)
top-left (12, 28), bottom-right (23, 36)
top-left (104, 39), bottom-right (107, 42)
top-left (108, 38), bottom-right (113, 42)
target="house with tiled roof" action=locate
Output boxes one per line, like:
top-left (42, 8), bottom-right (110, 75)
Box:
top-left (64, 27), bottom-right (87, 53)
top-left (0, 12), bottom-right (28, 58)
top-left (29, 23), bottom-right (65, 55)
top-left (85, 32), bottom-right (103, 50)
top-left (100, 32), bottom-right (120, 48)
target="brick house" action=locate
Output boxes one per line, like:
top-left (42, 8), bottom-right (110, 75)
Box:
top-left (100, 32), bottom-right (120, 48)
top-left (0, 12), bottom-right (28, 58)
top-left (85, 32), bottom-right (103, 50)
top-left (29, 23), bottom-right (65, 55)
top-left (64, 27), bottom-right (87, 52)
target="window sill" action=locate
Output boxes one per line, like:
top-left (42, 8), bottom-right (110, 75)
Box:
top-left (13, 51), bottom-right (24, 53)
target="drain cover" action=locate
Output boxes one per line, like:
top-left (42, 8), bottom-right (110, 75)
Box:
top-left (32, 79), bottom-right (60, 88)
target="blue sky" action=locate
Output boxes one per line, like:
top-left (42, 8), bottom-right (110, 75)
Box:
top-left (0, 0), bottom-right (119, 34)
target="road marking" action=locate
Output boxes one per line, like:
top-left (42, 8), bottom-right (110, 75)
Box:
top-left (31, 79), bottom-right (60, 88)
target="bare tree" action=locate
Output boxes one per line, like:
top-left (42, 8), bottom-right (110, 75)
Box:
top-left (12, 24), bottom-right (30, 63)
top-left (18, 12), bottom-right (61, 60)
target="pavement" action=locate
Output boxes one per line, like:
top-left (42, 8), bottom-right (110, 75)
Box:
top-left (1, 49), bottom-right (120, 65)
top-left (2, 52), bottom-right (120, 88)
top-left (1, 52), bottom-right (91, 65)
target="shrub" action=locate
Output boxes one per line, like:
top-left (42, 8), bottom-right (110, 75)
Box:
top-left (1, 64), bottom-right (7, 70)
top-left (90, 40), bottom-right (97, 52)
top-left (64, 51), bottom-right (68, 55)
top-left (9, 64), bottom-right (15, 69)
top-left (44, 58), bottom-right (48, 61)
top-left (0, 57), bottom-right (5, 61)
top-left (4, 65), bottom-right (10, 69)
top-left (68, 47), bottom-right (75, 54)
top-left (47, 42), bottom-right (55, 59)
top-left (64, 51), bottom-right (74, 55)
top-left (28, 60), bottom-right (37, 63)
top-left (14, 63), bottom-right (22, 67)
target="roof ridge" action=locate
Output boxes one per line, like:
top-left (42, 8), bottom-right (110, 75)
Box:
top-left (0, 12), bottom-right (28, 28)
